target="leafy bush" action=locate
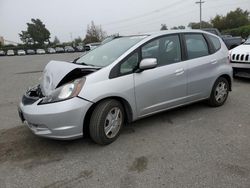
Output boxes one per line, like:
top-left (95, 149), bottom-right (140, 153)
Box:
top-left (222, 25), bottom-right (250, 38)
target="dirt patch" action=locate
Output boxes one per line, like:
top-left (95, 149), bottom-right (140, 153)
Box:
top-left (218, 163), bottom-right (250, 178)
top-left (0, 126), bottom-right (68, 168)
top-left (80, 170), bottom-right (93, 179)
top-left (129, 156), bottom-right (148, 173)
top-left (120, 174), bottom-right (136, 188)
top-left (160, 115), bottom-right (174, 124)
top-left (44, 170), bottom-right (93, 188)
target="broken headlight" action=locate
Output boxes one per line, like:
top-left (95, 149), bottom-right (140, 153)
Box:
top-left (39, 78), bottom-right (85, 105)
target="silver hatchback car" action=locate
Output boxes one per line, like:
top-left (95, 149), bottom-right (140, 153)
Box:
top-left (19, 30), bottom-right (232, 145)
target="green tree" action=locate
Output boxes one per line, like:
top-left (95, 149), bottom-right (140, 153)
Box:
top-left (211, 8), bottom-right (250, 31)
top-left (83, 21), bottom-right (107, 44)
top-left (74, 37), bottom-right (82, 44)
top-left (160, 24), bottom-right (168, 30)
top-left (19, 18), bottom-right (51, 46)
top-left (53, 36), bottom-right (60, 45)
top-left (210, 15), bottom-right (226, 31)
top-left (19, 31), bottom-right (33, 45)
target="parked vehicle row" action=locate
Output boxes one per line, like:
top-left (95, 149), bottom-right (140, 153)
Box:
top-left (0, 43), bottom-right (101, 57)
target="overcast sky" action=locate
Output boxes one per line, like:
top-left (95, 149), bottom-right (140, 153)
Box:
top-left (0, 0), bottom-right (249, 43)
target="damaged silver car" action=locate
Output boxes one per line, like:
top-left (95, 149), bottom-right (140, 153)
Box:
top-left (19, 30), bottom-right (232, 145)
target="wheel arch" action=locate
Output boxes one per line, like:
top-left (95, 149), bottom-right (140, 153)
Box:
top-left (219, 74), bottom-right (232, 91)
top-left (83, 96), bottom-right (134, 135)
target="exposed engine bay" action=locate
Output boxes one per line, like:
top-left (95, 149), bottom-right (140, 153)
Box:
top-left (22, 60), bottom-right (99, 105)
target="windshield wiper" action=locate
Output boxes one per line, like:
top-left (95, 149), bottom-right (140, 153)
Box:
top-left (75, 61), bottom-right (102, 69)
top-left (83, 63), bottom-right (102, 68)
top-left (72, 57), bottom-right (80, 63)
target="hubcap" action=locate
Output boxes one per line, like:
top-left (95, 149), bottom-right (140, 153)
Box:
top-left (104, 107), bottom-right (122, 138)
top-left (215, 81), bottom-right (228, 103)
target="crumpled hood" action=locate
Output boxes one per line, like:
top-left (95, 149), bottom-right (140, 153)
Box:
top-left (40, 60), bottom-right (95, 96)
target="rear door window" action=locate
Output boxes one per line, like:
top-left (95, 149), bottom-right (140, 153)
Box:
top-left (184, 34), bottom-right (209, 60)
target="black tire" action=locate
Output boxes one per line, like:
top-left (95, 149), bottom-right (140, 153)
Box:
top-left (208, 77), bottom-right (229, 107)
top-left (89, 99), bottom-right (124, 145)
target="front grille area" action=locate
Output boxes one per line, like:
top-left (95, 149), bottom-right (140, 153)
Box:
top-left (22, 94), bottom-right (39, 105)
top-left (231, 53), bottom-right (250, 63)
top-left (22, 85), bottom-right (43, 105)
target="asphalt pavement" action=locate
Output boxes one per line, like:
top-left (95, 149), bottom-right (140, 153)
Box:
top-left (0, 53), bottom-right (249, 188)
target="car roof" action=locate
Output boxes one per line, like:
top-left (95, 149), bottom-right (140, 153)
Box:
top-left (120, 29), bottom-right (213, 39)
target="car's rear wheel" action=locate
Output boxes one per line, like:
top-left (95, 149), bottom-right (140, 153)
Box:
top-left (208, 77), bottom-right (229, 107)
top-left (89, 99), bottom-right (124, 145)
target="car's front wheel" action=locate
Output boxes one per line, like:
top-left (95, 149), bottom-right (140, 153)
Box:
top-left (208, 77), bottom-right (229, 107)
top-left (89, 99), bottom-right (124, 145)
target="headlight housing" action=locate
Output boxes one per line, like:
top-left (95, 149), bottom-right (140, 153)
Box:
top-left (39, 78), bottom-right (85, 105)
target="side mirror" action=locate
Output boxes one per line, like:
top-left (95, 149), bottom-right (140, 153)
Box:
top-left (139, 58), bottom-right (157, 71)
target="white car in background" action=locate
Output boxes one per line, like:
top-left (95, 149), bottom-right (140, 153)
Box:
top-left (27, 49), bottom-right (35, 55)
top-left (17, 50), bottom-right (26, 55)
top-left (0, 50), bottom-right (5, 56)
top-left (47, 48), bottom-right (56, 54)
top-left (36, 49), bottom-right (46, 55)
top-left (85, 42), bottom-right (101, 51)
top-left (55, 47), bottom-right (65, 53)
top-left (7, 50), bottom-right (15, 56)
top-left (229, 37), bottom-right (250, 78)
top-left (64, 46), bottom-right (75, 53)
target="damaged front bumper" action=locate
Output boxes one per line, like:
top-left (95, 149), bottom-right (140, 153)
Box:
top-left (18, 87), bottom-right (93, 140)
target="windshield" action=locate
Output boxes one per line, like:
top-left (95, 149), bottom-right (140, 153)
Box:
top-left (75, 36), bottom-right (147, 67)
top-left (244, 38), bottom-right (250, 44)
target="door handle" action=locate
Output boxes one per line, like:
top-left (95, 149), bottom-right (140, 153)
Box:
top-left (175, 68), bottom-right (184, 76)
top-left (210, 59), bottom-right (217, 65)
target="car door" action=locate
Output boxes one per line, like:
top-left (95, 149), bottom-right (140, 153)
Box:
top-left (182, 33), bottom-right (218, 101)
top-left (134, 34), bottom-right (188, 117)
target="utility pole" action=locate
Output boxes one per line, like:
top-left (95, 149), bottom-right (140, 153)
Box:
top-left (195, 0), bottom-right (205, 29)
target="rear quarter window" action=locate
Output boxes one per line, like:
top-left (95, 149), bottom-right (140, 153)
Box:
top-left (207, 35), bottom-right (221, 52)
